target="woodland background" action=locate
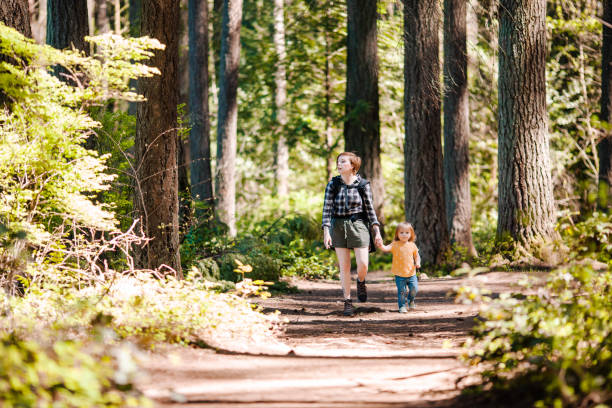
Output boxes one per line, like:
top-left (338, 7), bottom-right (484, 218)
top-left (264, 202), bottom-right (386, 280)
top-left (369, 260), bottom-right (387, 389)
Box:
top-left (0, 0), bottom-right (611, 406)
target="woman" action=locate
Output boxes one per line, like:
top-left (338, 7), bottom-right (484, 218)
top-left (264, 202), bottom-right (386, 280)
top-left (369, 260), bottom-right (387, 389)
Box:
top-left (322, 152), bottom-right (383, 316)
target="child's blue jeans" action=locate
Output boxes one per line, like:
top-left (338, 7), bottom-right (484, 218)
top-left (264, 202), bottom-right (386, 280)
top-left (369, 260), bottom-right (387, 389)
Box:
top-left (395, 275), bottom-right (418, 309)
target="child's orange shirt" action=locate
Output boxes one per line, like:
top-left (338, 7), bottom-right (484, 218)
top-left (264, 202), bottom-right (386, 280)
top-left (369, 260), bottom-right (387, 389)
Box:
top-left (391, 241), bottom-right (419, 277)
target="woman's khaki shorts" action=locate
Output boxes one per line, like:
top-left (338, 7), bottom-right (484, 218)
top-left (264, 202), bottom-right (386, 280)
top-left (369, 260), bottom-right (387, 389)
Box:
top-left (331, 218), bottom-right (370, 249)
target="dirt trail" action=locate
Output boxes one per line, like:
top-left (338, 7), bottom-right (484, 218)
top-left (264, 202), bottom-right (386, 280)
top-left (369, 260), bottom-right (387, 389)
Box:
top-left (140, 270), bottom-right (534, 407)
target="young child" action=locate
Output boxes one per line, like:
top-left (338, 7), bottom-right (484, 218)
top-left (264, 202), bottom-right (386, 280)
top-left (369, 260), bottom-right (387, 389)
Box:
top-left (377, 222), bottom-right (421, 313)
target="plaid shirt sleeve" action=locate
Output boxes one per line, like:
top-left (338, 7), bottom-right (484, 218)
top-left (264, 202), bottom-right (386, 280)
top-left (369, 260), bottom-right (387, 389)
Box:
top-left (362, 182), bottom-right (380, 227)
top-left (321, 180), bottom-right (335, 229)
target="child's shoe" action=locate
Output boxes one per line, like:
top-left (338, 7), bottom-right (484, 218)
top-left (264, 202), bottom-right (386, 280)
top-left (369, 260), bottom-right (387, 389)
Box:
top-left (399, 306), bottom-right (408, 313)
top-left (409, 300), bottom-right (416, 310)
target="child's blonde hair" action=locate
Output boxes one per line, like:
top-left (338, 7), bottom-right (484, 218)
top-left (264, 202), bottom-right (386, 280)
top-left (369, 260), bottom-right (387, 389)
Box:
top-left (394, 222), bottom-right (416, 242)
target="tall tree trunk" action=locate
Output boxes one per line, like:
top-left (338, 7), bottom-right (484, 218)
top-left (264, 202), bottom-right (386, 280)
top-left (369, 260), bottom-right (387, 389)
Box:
top-left (0, 0), bottom-right (32, 37)
top-left (134, 0), bottom-right (182, 276)
top-left (324, 6), bottom-right (336, 182)
top-left (47, 0), bottom-right (88, 52)
top-left (599, 0), bottom-right (612, 210)
top-left (345, 0), bottom-right (384, 228)
top-left (215, 0), bottom-right (242, 237)
top-left (0, 0), bottom-right (32, 106)
top-left (403, 0), bottom-right (449, 265)
top-left (273, 0), bottom-right (289, 198)
top-left (443, 0), bottom-right (476, 256)
top-left (177, 0), bottom-right (190, 226)
top-left (189, 0), bottom-right (214, 213)
top-left (29, 0), bottom-right (46, 42)
top-left (127, 0), bottom-right (141, 116)
top-left (497, 0), bottom-right (556, 249)
top-left (212, 0), bottom-right (223, 79)
top-left (95, 0), bottom-right (110, 33)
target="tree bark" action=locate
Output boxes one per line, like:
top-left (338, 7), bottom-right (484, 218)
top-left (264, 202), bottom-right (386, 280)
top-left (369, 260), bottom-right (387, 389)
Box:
top-left (47, 0), bottom-right (88, 52)
top-left (0, 0), bottom-right (32, 37)
top-left (344, 0), bottom-right (384, 228)
top-left (403, 0), bottom-right (449, 265)
top-left (134, 0), bottom-right (182, 276)
top-left (497, 0), bottom-right (556, 248)
top-left (215, 0), bottom-right (242, 237)
top-left (443, 0), bottom-right (476, 256)
top-left (189, 0), bottom-right (214, 212)
top-left (599, 0), bottom-right (612, 210)
top-left (273, 0), bottom-right (289, 198)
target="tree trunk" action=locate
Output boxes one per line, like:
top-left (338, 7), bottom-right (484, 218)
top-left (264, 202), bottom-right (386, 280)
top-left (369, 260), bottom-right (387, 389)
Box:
top-left (273, 0), bottom-right (289, 199)
top-left (324, 6), bottom-right (336, 182)
top-left (344, 0), bottom-right (384, 228)
top-left (134, 0), bottom-right (182, 276)
top-left (127, 0), bottom-right (141, 116)
top-left (403, 0), bottom-right (449, 265)
top-left (599, 0), bottom-right (612, 210)
top-left (0, 0), bottom-right (32, 37)
top-left (215, 0), bottom-right (242, 237)
top-left (95, 0), bottom-right (110, 33)
top-left (47, 0), bottom-right (88, 52)
top-left (443, 0), bottom-right (476, 256)
top-left (189, 0), bottom-right (214, 213)
top-left (497, 0), bottom-right (556, 248)
top-left (212, 0), bottom-right (223, 79)
top-left (1, 0), bottom-right (32, 106)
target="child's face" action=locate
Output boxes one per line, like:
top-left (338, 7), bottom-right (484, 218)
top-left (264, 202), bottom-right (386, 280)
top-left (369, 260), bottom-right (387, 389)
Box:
top-left (337, 156), bottom-right (354, 174)
top-left (397, 227), bottom-right (412, 242)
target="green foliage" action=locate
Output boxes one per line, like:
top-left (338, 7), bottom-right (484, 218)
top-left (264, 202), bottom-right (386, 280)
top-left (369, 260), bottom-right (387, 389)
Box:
top-left (559, 211), bottom-right (612, 264)
top-left (0, 24), bottom-right (162, 284)
top-left (457, 266), bottom-right (612, 407)
top-left (184, 212), bottom-right (338, 282)
top-left (0, 333), bottom-right (151, 407)
top-left (546, 1), bottom-right (602, 215)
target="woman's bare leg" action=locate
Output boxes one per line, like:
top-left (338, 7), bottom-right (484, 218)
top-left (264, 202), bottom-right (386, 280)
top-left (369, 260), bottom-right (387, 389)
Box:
top-left (354, 247), bottom-right (369, 282)
top-left (335, 247), bottom-right (352, 299)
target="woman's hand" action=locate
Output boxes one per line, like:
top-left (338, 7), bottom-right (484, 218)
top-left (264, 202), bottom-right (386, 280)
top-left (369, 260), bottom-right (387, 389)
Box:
top-left (373, 226), bottom-right (383, 248)
top-left (323, 228), bottom-right (332, 249)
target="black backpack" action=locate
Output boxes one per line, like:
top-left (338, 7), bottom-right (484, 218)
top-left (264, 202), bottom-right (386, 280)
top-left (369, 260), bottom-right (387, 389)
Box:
top-left (329, 175), bottom-right (376, 253)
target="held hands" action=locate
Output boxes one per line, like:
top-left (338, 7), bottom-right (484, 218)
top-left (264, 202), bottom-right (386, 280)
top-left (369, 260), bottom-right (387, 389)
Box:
top-left (374, 233), bottom-right (383, 248)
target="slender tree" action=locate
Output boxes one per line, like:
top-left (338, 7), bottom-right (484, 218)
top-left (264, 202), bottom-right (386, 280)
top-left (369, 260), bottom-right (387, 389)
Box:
top-left (443, 0), bottom-right (476, 256)
top-left (599, 0), bottom-right (612, 210)
top-left (403, 0), bottom-right (449, 265)
top-left (47, 0), bottom-right (88, 52)
top-left (345, 0), bottom-right (384, 226)
top-left (497, 0), bottom-right (556, 249)
top-left (189, 0), bottom-right (214, 212)
top-left (134, 0), bottom-right (182, 275)
top-left (215, 0), bottom-right (243, 236)
top-left (95, 0), bottom-right (110, 34)
top-left (273, 0), bottom-right (289, 198)
top-left (127, 0), bottom-right (141, 116)
top-left (1, 0), bottom-right (32, 38)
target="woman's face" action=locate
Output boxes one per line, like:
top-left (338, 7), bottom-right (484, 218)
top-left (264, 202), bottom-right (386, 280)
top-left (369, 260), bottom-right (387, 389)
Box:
top-left (337, 156), bottom-right (354, 175)
top-left (397, 227), bottom-right (412, 242)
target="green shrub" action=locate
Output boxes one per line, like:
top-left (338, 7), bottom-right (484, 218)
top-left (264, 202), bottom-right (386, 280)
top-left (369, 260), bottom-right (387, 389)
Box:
top-left (559, 211), bottom-right (612, 264)
top-left (456, 266), bottom-right (612, 407)
top-left (0, 333), bottom-right (151, 407)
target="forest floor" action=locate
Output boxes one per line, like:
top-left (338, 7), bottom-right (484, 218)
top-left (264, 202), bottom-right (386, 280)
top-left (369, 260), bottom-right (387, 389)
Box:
top-left (139, 269), bottom-right (544, 408)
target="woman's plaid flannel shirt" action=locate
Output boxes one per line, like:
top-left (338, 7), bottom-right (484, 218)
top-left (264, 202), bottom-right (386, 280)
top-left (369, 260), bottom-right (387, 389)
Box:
top-left (321, 174), bottom-right (379, 230)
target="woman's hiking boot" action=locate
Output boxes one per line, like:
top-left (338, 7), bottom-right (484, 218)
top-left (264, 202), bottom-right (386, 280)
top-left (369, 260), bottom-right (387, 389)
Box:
top-left (343, 299), bottom-right (355, 316)
top-left (357, 279), bottom-right (367, 302)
